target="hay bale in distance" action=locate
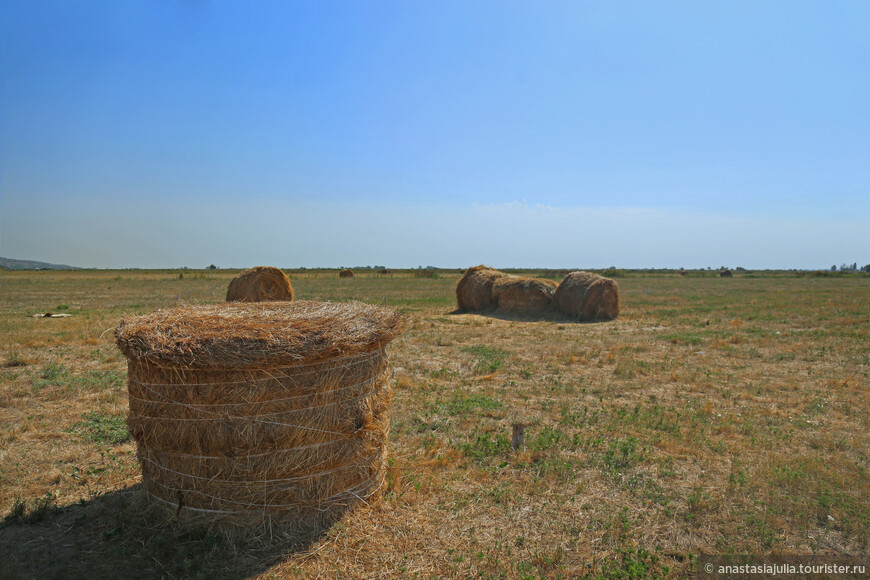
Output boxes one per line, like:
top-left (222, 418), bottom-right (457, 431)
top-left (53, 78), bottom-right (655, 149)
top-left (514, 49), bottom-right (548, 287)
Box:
top-left (378, 268), bottom-right (391, 275)
top-left (555, 271), bottom-right (620, 321)
top-left (720, 269), bottom-right (733, 277)
top-left (339, 268), bottom-right (354, 278)
top-left (226, 266), bottom-right (294, 302)
top-left (455, 265), bottom-right (507, 311)
top-left (492, 276), bottom-right (558, 312)
top-left (115, 301), bottom-right (404, 530)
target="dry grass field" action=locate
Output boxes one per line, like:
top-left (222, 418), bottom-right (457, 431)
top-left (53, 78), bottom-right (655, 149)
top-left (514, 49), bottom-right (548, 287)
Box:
top-left (1, 268), bottom-right (868, 579)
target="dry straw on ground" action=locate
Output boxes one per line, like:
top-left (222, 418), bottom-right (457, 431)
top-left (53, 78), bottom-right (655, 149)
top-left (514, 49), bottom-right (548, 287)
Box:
top-left (225, 266), bottom-right (294, 302)
top-left (554, 271), bottom-right (620, 321)
top-left (339, 269), bottom-right (354, 278)
top-left (491, 276), bottom-right (558, 312)
top-left (455, 265), bottom-right (506, 312)
top-left (115, 301), bottom-right (404, 531)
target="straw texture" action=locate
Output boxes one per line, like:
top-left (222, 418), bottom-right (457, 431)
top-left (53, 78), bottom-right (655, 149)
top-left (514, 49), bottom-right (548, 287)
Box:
top-left (455, 265), bottom-right (506, 312)
top-left (226, 266), bottom-right (294, 303)
top-left (115, 301), bottom-right (404, 529)
top-left (554, 271), bottom-right (620, 321)
top-left (492, 276), bottom-right (558, 312)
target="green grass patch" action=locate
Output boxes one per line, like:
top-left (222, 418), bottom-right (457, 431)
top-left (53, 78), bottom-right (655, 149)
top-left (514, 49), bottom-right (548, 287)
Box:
top-left (458, 432), bottom-right (511, 460)
top-left (580, 546), bottom-right (671, 579)
top-left (31, 366), bottom-right (125, 394)
top-left (438, 393), bottom-right (502, 416)
top-left (662, 332), bottom-right (706, 345)
top-left (73, 411), bottom-right (130, 445)
top-left (461, 345), bottom-right (510, 373)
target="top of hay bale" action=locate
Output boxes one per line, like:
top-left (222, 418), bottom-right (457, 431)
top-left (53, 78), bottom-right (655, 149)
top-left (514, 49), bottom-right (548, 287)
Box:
top-left (115, 300), bottom-right (404, 369)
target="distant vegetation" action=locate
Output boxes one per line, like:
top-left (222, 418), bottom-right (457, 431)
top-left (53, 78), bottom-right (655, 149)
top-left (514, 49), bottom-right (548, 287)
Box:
top-left (0, 257), bottom-right (79, 270)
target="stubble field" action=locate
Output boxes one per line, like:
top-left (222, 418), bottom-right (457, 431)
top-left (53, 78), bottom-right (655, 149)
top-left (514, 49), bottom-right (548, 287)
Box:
top-left (0, 269), bottom-right (867, 579)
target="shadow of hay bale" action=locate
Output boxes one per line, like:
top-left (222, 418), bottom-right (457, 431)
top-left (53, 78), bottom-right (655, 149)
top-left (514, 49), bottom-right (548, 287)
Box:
top-left (0, 485), bottom-right (335, 580)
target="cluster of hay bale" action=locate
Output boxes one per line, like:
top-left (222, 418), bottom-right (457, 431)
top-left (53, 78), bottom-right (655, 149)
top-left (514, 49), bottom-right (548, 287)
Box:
top-left (456, 265), bottom-right (619, 321)
top-left (115, 301), bottom-right (404, 530)
top-left (226, 266), bottom-right (294, 302)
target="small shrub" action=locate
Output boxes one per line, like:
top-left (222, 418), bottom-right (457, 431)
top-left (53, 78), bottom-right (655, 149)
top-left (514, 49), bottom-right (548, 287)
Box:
top-left (3, 493), bottom-right (58, 525)
top-left (4, 352), bottom-right (30, 368)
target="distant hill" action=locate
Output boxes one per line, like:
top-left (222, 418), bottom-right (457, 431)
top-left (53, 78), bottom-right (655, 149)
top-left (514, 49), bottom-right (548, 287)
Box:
top-left (0, 257), bottom-right (80, 270)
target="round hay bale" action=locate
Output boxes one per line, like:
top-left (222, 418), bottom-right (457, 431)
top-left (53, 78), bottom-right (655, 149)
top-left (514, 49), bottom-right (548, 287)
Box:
top-left (555, 271), bottom-right (620, 321)
top-left (339, 269), bottom-right (354, 278)
top-left (226, 266), bottom-right (293, 302)
top-left (455, 265), bottom-right (507, 311)
top-left (492, 276), bottom-right (558, 312)
top-left (378, 268), bottom-right (391, 275)
top-left (719, 269), bottom-right (733, 277)
top-left (115, 301), bottom-right (404, 530)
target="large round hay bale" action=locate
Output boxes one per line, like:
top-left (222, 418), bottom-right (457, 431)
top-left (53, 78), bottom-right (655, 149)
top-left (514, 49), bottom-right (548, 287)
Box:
top-left (115, 301), bottom-right (404, 530)
top-left (455, 265), bottom-right (507, 311)
top-left (339, 269), bottom-right (354, 278)
top-left (492, 276), bottom-right (558, 312)
top-left (226, 266), bottom-right (294, 302)
top-left (555, 271), bottom-right (620, 321)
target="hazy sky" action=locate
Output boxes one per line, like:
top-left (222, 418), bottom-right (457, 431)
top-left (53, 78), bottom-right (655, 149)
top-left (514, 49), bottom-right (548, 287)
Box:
top-left (2, 2), bottom-right (868, 269)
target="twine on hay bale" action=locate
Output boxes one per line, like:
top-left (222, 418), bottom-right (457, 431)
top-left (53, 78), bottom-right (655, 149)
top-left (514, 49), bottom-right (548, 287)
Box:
top-left (554, 271), bottom-right (620, 321)
top-left (115, 301), bottom-right (404, 530)
top-left (226, 266), bottom-right (294, 302)
top-left (491, 276), bottom-right (558, 313)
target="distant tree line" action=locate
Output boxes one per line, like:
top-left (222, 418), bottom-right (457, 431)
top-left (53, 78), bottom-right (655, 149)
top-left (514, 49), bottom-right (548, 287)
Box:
top-left (832, 263), bottom-right (869, 272)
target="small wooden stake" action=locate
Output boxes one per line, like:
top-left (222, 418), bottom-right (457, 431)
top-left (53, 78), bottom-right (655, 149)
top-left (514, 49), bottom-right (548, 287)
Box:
top-left (511, 423), bottom-right (525, 452)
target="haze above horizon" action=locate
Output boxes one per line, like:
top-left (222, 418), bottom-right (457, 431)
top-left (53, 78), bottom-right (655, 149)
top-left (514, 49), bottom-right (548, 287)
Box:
top-left (2, 2), bottom-right (868, 270)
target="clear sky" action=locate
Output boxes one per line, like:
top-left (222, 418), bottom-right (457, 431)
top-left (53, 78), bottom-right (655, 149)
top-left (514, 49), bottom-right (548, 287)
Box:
top-left (2, 1), bottom-right (868, 269)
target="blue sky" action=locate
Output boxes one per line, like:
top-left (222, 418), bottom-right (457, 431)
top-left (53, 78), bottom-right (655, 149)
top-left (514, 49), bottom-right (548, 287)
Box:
top-left (2, 1), bottom-right (868, 269)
